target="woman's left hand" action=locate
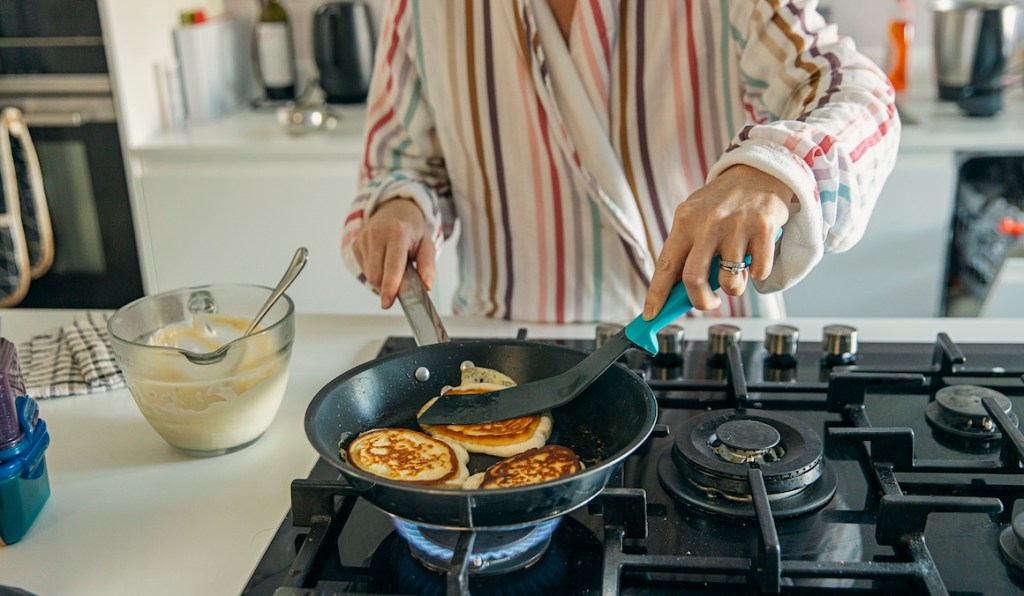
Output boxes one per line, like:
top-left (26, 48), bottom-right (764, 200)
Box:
top-left (642, 164), bottom-right (793, 319)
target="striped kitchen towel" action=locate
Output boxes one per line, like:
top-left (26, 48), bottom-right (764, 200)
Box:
top-left (18, 312), bottom-right (125, 398)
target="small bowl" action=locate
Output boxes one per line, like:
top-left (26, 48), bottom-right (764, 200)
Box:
top-left (107, 284), bottom-right (295, 457)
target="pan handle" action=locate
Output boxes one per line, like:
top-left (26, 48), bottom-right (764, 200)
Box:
top-left (397, 264), bottom-right (451, 345)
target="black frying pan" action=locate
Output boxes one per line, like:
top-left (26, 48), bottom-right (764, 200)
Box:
top-left (303, 267), bottom-right (657, 529)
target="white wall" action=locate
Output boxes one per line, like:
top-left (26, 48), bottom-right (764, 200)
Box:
top-left (99, 0), bottom-right (940, 150)
top-left (820, 0), bottom-right (934, 57)
top-left (98, 0), bottom-right (228, 148)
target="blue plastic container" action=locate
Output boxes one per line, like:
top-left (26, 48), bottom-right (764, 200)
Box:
top-left (0, 337), bottom-right (50, 546)
top-left (0, 396), bottom-right (50, 545)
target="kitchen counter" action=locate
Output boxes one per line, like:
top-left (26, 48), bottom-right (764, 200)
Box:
top-left (899, 84), bottom-right (1024, 153)
top-left (0, 310), bottom-right (1023, 595)
top-left (129, 86), bottom-right (1024, 159)
top-left (131, 104), bottom-right (368, 158)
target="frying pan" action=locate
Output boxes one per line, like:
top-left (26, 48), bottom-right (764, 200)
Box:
top-left (304, 268), bottom-right (657, 529)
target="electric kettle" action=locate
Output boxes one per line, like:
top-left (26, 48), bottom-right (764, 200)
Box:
top-left (313, 1), bottom-right (375, 104)
top-left (932, 0), bottom-right (1022, 117)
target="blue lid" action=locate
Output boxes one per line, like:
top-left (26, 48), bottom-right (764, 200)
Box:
top-left (0, 396), bottom-right (49, 480)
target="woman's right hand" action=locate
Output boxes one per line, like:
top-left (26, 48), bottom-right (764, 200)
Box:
top-left (350, 198), bottom-right (436, 309)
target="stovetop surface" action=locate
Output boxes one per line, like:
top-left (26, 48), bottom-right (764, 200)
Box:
top-left (244, 332), bottom-right (1024, 595)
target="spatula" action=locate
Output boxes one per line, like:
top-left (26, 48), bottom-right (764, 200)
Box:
top-left (418, 235), bottom-right (777, 425)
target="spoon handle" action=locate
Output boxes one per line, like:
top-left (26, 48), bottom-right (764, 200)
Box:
top-left (244, 247), bottom-right (309, 336)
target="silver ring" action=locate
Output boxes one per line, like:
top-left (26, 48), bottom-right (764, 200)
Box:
top-left (719, 259), bottom-right (748, 275)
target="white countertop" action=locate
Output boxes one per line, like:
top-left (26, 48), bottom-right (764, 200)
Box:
top-left (899, 84), bottom-right (1024, 152)
top-left (1, 310), bottom-right (1024, 596)
top-left (131, 105), bottom-right (368, 158)
top-left (130, 87), bottom-right (1024, 159)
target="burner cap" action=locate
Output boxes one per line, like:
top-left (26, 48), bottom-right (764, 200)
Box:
top-left (658, 409), bottom-right (837, 519)
top-left (1000, 512), bottom-right (1024, 571)
top-left (713, 419), bottom-right (782, 464)
top-left (925, 385), bottom-right (1019, 441)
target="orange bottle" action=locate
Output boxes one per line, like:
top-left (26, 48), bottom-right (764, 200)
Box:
top-left (886, 0), bottom-right (914, 93)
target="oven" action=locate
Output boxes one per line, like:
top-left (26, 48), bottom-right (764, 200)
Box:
top-left (244, 323), bottom-right (1024, 595)
top-left (0, 0), bottom-right (143, 308)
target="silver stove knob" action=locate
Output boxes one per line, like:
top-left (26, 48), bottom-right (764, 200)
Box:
top-left (656, 324), bottom-right (685, 356)
top-left (822, 324), bottom-right (858, 359)
top-left (708, 324), bottom-right (741, 356)
top-left (765, 324), bottom-right (799, 358)
top-left (595, 323), bottom-right (623, 349)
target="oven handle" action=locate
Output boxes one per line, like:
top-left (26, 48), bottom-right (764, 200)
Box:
top-left (22, 111), bottom-right (97, 128)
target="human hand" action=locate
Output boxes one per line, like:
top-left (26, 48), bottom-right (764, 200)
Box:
top-left (643, 165), bottom-right (792, 318)
top-left (350, 198), bottom-right (436, 309)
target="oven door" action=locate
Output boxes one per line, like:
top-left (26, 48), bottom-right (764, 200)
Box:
top-left (7, 91), bottom-right (143, 308)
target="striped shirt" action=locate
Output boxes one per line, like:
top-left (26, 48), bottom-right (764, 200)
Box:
top-left (342, 0), bottom-right (900, 323)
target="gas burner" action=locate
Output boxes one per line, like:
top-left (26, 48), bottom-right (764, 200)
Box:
top-left (658, 410), bottom-right (837, 519)
top-left (370, 517), bottom-right (603, 594)
top-left (1000, 512), bottom-right (1024, 572)
top-left (392, 518), bottom-right (560, 576)
top-left (925, 385), bottom-right (1019, 441)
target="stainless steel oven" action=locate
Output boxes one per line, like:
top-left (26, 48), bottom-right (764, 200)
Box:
top-left (0, 0), bottom-right (143, 308)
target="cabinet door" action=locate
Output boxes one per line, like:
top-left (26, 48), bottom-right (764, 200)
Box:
top-left (134, 156), bottom-right (457, 315)
top-left (782, 149), bottom-right (956, 317)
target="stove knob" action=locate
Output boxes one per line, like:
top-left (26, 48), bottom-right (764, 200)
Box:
top-left (656, 324), bottom-right (686, 357)
top-left (651, 324), bottom-right (685, 378)
top-left (708, 324), bottom-right (742, 357)
top-left (822, 324), bottom-right (858, 361)
top-left (764, 324), bottom-right (799, 359)
top-left (595, 323), bottom-right (623, 349)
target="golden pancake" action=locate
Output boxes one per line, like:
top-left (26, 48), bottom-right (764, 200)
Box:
top-left (463, 445), bottom-right (582, 489)
top-left (417, 382), bottom-right (552, 457)
top-left (345, 428), bottom-right (469, 487)
top-left (460, 365), bottom-right (516, 387)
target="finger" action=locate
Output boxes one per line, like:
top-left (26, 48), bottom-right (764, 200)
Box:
top-left (414, 236), bottom-right (437, 291)
top-left (749, 225), bottom-right (778, 281)
top-left (357, 233), bottom-right (385, 292)
top-left (643, 233), bottom-right (692, 321)
top-left (351, 239), bottom-right (365, 271)
top-left (379, 236), bottom-right (411, 309)
top-left (681, 241), bottom-right (721, 311)
top-left (717, 235), bottom-right (748, 297)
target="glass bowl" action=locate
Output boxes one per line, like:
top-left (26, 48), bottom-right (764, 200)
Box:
top-left (107, 284), bottom-right (295, 457)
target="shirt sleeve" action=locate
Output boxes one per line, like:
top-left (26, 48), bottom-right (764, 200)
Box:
top-left (707, 0), bottom-right (901, 293)
top-left (341, 0), bottom-right (455, 284)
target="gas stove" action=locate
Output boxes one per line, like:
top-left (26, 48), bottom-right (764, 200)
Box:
top-left (243, 323), bottom-right (1024, 595)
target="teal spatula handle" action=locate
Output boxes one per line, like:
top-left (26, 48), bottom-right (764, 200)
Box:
top-left (624, 229), bottom-right (782, 354)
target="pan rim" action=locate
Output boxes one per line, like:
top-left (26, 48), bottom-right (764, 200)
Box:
top-left (304, 338), bottom-right (657, 497)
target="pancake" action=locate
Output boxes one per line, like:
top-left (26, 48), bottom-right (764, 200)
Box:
top-left (459, 365), bottom-right (516, 387)
top-left (417, 381), bottom-right (553, 458)
top-left (463, 445), bottom-right (582, 489)
top-left (345, 428), bottom-right (469, 487)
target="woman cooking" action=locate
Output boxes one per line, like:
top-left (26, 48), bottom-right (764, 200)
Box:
top-left (341, 0), bottom-right (900, 323)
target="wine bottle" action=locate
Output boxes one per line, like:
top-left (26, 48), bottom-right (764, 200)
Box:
top-left (257, 0), bottom-right (296, 101)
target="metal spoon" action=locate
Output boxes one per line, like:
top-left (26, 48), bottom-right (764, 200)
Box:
top-left (185, 247), bottom-right (309, 364)
top-left (243, 247), bottom-right (309, 336)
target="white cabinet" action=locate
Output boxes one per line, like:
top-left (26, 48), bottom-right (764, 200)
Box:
top-left (133, 141), bottom-right (954, 319)
top-left (782, 148), bottom-right (957, 317)
top-left (131, 150), bottom-right (457, 315)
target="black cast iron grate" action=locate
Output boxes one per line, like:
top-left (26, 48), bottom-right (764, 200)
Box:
top-left (244, 331), bottom-right (1024, 596)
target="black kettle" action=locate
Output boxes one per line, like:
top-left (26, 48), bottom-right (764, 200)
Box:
top-left (313, 1), bottom-right (375, 104)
